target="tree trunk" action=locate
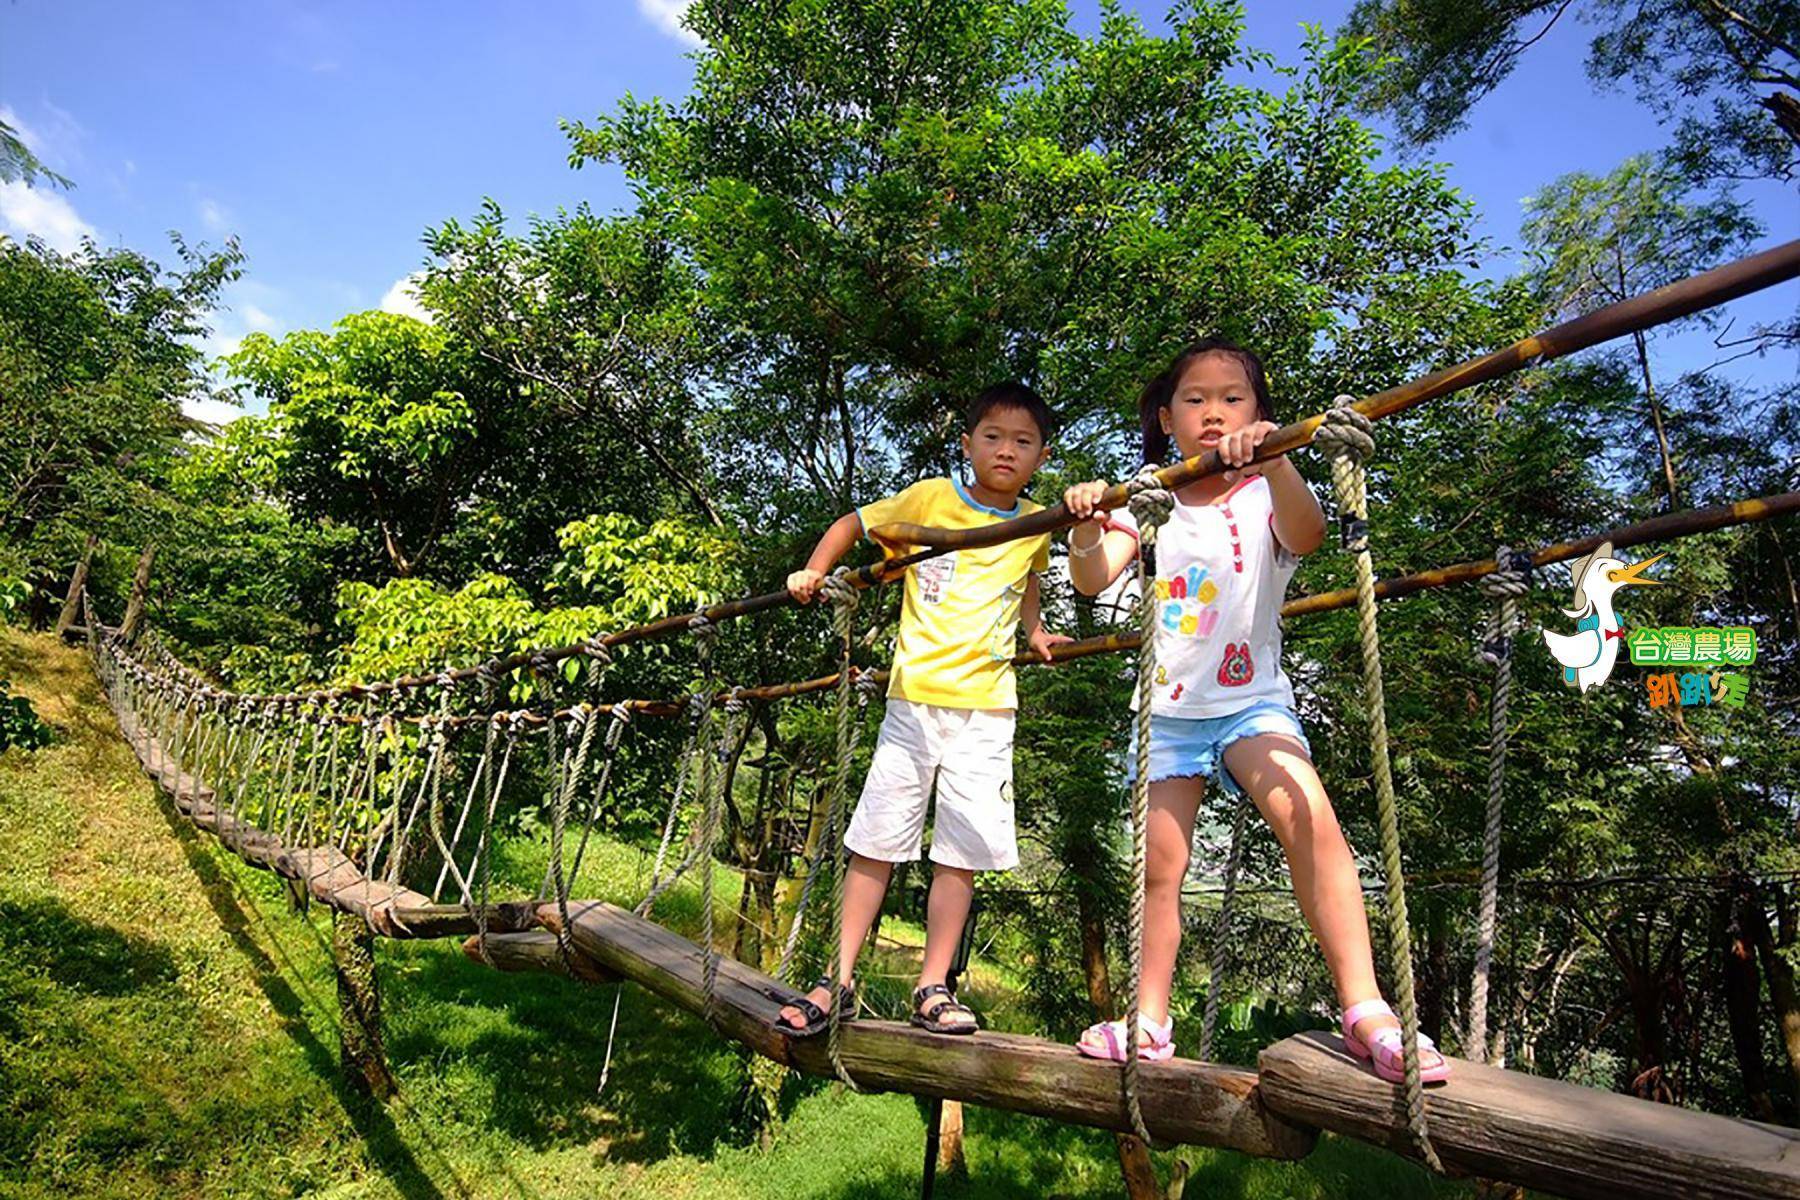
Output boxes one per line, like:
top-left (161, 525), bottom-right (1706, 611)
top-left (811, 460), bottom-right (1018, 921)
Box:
top-left (54, 532), bottom-right (97, 636)
top-left (119, 543), bottom-right (156, 644)
top-left (1720, 885), bottom-right (1777, 1121)
top-left (1074, 882), bottom-right (1160, 1199)
top-left (1747, 882), bottom-right (1800, 1110)
top-left (334, 909), bottom-right (396, 1099)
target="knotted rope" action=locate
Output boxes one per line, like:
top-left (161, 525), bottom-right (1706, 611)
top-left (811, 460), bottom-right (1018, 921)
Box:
top-left (816, 567), bottom-right (864, 1090)
top-left (696, 686), bottom-right (750, 1021)
top-left (1124, 464), bottom-right (1174, 1147)
top-left (1467, 546), bottom-right (1531, 1063)
top-left (1316, 399), bottom-right (1441, 1172)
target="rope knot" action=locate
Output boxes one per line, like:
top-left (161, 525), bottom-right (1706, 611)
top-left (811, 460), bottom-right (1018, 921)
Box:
top-left (566, 704), bottom-right (590, 730)
top-left (852, 665), bottom-right (884, 706)
top-left (1126, 466), bottom-right (1174, 544)
top-left (1313, 400), bottom-right (1375, 466)
top-left (529, 652), bottom-right (554, 676)
top-left (583, 635), bottom-right (612, 666)
top-left (435, 671), bottom-right (456, 690)
top-left (1480, 545), bottom-right (1533, 599)
top-left (686, 692), bottom-right (711, 723)
top-left (722, 686), bottom-right (749, 716)
top-left (817, 567), bottom-right (859, 613)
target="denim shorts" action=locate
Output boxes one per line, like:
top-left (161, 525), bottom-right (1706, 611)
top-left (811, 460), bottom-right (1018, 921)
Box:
top-left (1128, 700), bottom-right (1311, 797)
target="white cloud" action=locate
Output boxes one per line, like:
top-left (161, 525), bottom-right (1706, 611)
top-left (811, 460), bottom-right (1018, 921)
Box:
top-left (198, 196), bottom-right (230, 233)
top-left (637, 0), bottom-right (700, 46)
top-left (242, 302), bottom-right (277, 331)
top-left (182, 395), bottom-right (244, 427)
top-left (379, 272), bottom-right (433, 323)
top-left (0, 179), bottom-right (97, 253)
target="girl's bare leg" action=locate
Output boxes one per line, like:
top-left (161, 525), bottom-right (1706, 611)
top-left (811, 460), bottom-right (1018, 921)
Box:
top-left (1222, 734), bottom-right (1398, 1043)
top-left (1079, 775), bottom-right (1203, 1050)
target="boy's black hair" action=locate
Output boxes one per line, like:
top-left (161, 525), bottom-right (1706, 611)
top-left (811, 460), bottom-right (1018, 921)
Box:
top-left (1138, 338), bottom-right (1276, 465)
top-left (966, 381), bottom-right (1055, 443)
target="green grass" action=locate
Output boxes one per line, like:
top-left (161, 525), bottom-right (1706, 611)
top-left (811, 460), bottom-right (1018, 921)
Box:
top-left (0, 629), bottom-right (1478, 1199)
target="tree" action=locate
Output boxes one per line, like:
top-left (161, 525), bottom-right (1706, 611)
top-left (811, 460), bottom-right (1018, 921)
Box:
top-left (1342, 0), bottom-right (1800, 182)
top-left (225, 312), bottom-right (520, 580)
top-left (1519, 155), bottom-right (1762, 512)
top-left (550, 0), bottom-right (1493, 528)
top-left (0, 233), bottom-right (240, 604)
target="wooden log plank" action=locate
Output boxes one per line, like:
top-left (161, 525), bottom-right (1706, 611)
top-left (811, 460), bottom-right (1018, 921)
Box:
top-left (545, 900), bottom-right (1314, 1159)
top-left (462, 930), bottom-right (618, 984)
top-left (386, 902), bottom-right (543, 939)
top-left (1258, 1032), bottom-right (1800, 1200)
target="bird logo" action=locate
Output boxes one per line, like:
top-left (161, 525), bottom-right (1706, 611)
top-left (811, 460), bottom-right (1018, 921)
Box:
top-left (1540, 540), bottom-right (1664, 692)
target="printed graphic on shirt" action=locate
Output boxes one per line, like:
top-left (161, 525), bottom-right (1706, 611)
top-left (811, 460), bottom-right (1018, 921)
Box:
top-left (1155, 563), bottom-right (1224, 639)
top-left (915, 553), bottom-right (957, 605)
top-left (1217, 641), bottom-right (1254, 687)
top-left (982, 579), bottom-right (1028, 660)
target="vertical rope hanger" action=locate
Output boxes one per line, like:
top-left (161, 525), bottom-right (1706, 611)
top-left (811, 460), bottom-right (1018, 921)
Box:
top-left (1124, 465), bottom-right (1175, 1147)
top-left (818, 566), bottom-right (864, 1092)
top-left (1467, 546), bottom-right (1531, 1064)
top-left (1315, 400), bottom-right (1442, 1174)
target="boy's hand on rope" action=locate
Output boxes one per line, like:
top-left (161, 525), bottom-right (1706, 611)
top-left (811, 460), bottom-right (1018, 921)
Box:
top-left (786, 568), bottom-right (825, 603)
top-left (1027, 625), bottom-right (1074, 663)
top-left (1220, 420), bottom-right (1281, 482)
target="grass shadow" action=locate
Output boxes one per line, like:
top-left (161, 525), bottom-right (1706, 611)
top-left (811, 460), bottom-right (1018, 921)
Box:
top-left (0, 896), bottom-right (178, 1000)
top-left (390, 942), bottom-right (753, 1162)
top-left (147, 779), bottom-right (462, 1200)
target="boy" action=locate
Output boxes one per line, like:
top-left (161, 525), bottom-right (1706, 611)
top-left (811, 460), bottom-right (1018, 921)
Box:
top-left (775, 382), bottom-right (1068, 1036)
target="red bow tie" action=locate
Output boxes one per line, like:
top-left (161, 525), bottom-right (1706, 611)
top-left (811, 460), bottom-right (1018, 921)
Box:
top-left (1604, 627), bottom-right (1624, 641)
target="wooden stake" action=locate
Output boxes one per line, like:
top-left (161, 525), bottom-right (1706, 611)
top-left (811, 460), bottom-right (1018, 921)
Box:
top-left (54, 532), bottom-right (98, 637)
top-left (119, 543), bottom-right (156, 644)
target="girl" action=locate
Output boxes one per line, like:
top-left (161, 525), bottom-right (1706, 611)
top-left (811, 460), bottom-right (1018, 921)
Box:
top-left (1061, 339), bottom-right (1449, 1084)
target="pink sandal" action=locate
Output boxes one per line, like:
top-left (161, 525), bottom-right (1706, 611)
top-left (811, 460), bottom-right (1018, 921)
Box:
top-left (1341, 999), bottom-right (1451, 1084)
top-left (1077, 1012), bottom-right (1175, 1062)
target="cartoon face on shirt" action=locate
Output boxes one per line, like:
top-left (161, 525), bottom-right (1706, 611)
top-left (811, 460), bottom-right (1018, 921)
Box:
top-left (1155, 563), bottom-right (1224, 639)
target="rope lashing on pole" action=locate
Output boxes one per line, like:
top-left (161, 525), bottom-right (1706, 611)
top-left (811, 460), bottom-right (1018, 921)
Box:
top-left (1315, 399), bottom-right (1442, 1174)
top-left (699, 687), bottom-right (750, 1023)
top-left (1124, 464), bottom-right (1174, 1148)
top-left (818, 566), bottom-right (863, 1091)
top-left (1467, 546), bottom-right (1532, 1064)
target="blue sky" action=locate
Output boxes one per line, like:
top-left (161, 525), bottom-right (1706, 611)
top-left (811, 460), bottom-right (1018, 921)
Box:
top-left (3, 0), bottom-right (1793, 426)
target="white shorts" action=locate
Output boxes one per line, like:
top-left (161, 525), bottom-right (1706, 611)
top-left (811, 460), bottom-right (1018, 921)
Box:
top-left (843, 699), bottom-right (1018, 871)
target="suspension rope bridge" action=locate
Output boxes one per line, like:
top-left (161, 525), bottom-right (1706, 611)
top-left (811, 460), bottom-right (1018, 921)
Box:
top-left (74, 238), bottom-right (1800, 1200)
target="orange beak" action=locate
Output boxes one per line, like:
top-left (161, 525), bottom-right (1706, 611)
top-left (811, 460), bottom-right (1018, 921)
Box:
top-left (1607, 553), bottom-right (1666, 588)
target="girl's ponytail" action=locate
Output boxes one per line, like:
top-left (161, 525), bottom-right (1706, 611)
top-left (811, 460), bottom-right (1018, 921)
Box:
top-left (1138, 368), bottom-right (1174, 467)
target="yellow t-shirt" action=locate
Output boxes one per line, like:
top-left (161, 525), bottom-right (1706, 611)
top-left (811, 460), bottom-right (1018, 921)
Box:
top-left (858, 477), bottom-right (1051, 710)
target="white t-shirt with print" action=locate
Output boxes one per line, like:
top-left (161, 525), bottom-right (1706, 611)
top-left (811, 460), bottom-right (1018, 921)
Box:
top-left (1108, 474), bottom-right (1303, 718)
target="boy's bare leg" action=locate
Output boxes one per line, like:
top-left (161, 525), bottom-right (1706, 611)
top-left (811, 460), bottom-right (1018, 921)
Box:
top-left (777, 851), bottom-right (892, 1028)
top-left (1222, 734), bottom-right (1394, 1044)
top-left (1079, 776), bottom-right (1202, 1052)
top-left (914, 864), bottom-right (976, 1027)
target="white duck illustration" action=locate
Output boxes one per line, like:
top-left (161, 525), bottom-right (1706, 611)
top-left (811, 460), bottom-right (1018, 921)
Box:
top-left (1540, 540), bottom-right (1664, 692)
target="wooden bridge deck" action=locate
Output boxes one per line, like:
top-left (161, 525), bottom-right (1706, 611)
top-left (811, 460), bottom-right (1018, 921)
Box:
top-left (114, 702), bottom-right (1800, 1200)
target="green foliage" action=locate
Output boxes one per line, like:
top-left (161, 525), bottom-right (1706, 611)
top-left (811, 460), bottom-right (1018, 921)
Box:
top-left (224, 311), bottom-right (513, 580)
top-left (0, 234), bottom-right (240, 599)
top-left (332, 512), bottom-right (741, 688)
top-left (0, 681), bottom-right (51, 752)
top-left (1343, 0), bottom-right (1800, 181)
top-left (1521, 155), bottom-right (1763, 320)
